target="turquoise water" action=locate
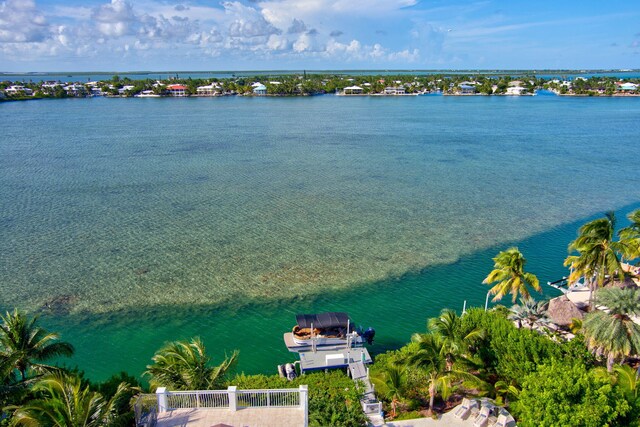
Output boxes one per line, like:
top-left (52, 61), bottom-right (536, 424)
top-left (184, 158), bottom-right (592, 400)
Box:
top-left (1, 95), bottom-right (639, 380)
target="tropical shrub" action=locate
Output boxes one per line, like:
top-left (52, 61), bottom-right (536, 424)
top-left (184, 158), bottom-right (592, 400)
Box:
top-left (514, 361), bottom-right (632, 427)
top-left (457, 307), bottom-right (593, 384)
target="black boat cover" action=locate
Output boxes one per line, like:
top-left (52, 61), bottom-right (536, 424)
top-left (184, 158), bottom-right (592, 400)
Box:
top-left (295, 312), bottom-right (350, 329)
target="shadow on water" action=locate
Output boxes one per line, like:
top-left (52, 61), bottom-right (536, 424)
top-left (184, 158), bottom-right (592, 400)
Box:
top-left (28, 201), bottom-right (640, 381)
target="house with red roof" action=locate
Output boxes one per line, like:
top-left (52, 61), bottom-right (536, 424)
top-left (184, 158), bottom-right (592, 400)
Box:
top-left (166, 84), bottom-right (188, 97)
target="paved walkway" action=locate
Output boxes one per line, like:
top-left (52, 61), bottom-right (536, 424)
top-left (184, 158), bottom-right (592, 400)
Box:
top-left (383, 411), bottom-right (476, 427)
top-left (156, 407), bottom-right (305, 427)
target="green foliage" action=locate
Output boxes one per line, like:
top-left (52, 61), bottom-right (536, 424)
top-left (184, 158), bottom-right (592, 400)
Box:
top-left (408, 322), bottom-right (485, 411)
top-left (145, 337), bottom-right (238, 391)
top-left (93, 372), bottom-right (141, 427)
top-left (370, 365), bottom-right (407, 417)
top-left (458, 308), bottom-right (593, 384)
top-left (507, 298), bottom-right (548, 329)
top-left (611, 364), bottom-right (640, 426)
top-left (565, 211), bottom-right (625, 291)
top-left (9, 371), bottom-right (130, 427)
top-left (514, 361), bottom-right (632, 427)
top-left (0, 309), bottom-right (74, 382)
top-left (230, 371), bottom-right (367, 427)
top-left (619, 209), bottom-right (640, 261)
top-left (483, 247), bottom-right (541, 303)
top-left (583, 287), bottom-right (640, 370)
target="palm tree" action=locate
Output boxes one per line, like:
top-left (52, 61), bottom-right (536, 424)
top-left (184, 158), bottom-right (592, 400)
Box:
top-left (10, 372), bottom-right (129, 427)
top-left (408, 333), bottom-right (482, 413)
top-left (0, 309), bottom-right (74, 381)
top-left (508, 299), bottom-right (548, 329)
top-left (613, 364), bottom-right (640, 402)
top-left (426, 309), bottom-right (485, 369)
top-left (582, 287), bottom-right (640, 371)
top-left (564, 212), bottom-right (626, 306)
top-left (145, 337), bottom-right (238, 390)
top-left (371, 366), bottom-right (406, 418)
top-left (483, 247), bottom-right (541, 303)
top-left (619, 209), bottom-right (640, 262)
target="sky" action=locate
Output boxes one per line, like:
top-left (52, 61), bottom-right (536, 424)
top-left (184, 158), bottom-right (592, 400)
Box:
top-left (0, 0), bottom-right (639, 72)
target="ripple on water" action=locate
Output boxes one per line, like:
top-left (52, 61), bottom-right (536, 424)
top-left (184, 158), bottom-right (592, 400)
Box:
top-left (0, 95), bottom-right (639, 317)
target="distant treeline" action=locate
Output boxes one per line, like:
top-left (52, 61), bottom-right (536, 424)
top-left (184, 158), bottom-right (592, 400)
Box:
top-left (1, 73), bottom-right (639, 100)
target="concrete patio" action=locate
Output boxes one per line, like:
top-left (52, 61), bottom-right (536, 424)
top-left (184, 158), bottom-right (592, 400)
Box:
top-left (156, 406), bottom-right (306, 427)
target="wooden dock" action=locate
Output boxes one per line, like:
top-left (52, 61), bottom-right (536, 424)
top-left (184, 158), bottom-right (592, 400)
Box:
top-left (297, 347), bottom-right (372, 373)
top-left (287, 347), bottom-right (383, 425)
top-left (281, 325), bottom-right (383, 425)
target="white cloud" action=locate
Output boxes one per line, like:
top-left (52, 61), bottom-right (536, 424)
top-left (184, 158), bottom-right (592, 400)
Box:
top-left (0, 0), bottom-right (49, 42)
top-left (266, 33), bottom-right (289, 50)
top-left (0, 0), bottom-right (427, 68)
top-left (92, 0), bottom-right (136, 37)
top-left (293, 31), bottom-right (321, 52)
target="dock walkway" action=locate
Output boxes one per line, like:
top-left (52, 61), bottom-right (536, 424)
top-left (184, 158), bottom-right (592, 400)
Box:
top-left (286, 346), bottom-right (385, 425)
top-left (348, 360), bottom-right (384, 426)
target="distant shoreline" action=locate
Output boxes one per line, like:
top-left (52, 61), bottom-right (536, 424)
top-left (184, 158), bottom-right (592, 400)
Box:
top-left (2, 72), bottom-right (639, 101)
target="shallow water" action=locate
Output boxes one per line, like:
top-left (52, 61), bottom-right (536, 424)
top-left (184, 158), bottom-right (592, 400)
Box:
top-left (1, 95), bottom-right (639, 379)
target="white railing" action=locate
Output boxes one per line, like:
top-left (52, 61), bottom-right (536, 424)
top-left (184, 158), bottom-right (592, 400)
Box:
top-left (156, 385), bottom-right (308, 417)
top-left (237, 389), bottom-right (300, 408)
top-left (166, 390), bottom-right (230, 409)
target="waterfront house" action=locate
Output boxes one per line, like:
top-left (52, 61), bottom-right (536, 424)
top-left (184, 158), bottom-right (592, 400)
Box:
top-left (167, 84), bottom-right (188, 97)
top-left (118, 85), bottom-right (135, 95)
top-left (384, 86), bottom-right (405, 95)
top-left (197, 84), bottom-right (219, 96)
top-left (41, 81), bottom-right (62, 90)
top-left (343, 85), bottom-right (364, 94)
top-left (252, 83), bottom-right (267, 95)
top-left (90, 87), bottom-right (104, 96)
top-left (64, 84), bottom-right (85, 96)
top-left (458, 84), bottom-right (476, 94)
top-left (618, 82), bottom-right (638, 91)
top-left (5, 85), bottom-right (33, 96)
top-left (506, 86), bottom-right (526, 95)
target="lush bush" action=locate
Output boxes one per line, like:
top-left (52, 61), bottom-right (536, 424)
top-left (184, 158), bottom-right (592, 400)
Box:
top-left (458, 307), bottom-right (593, 385)
top-left (93, 372), bottom-right (141, 427)
top-left (514, 361), bottom-right (632, 427)
top-left (230, 370), bottom-right (367, 427)
top-left (369, 343), bottom-right (427, 401)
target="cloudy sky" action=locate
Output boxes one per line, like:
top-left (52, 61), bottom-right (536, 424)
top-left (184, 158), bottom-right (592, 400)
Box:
top-left (1, 0), bottom-right (639, 71)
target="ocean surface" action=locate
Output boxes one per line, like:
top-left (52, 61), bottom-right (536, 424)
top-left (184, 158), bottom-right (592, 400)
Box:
top-left (1, 94), bottom-right (639, 381)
